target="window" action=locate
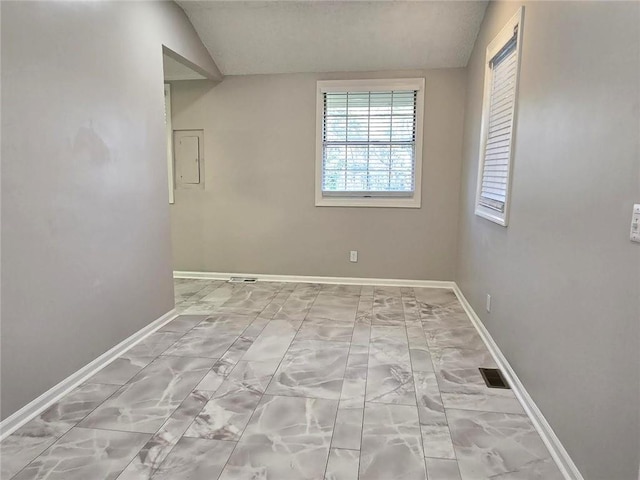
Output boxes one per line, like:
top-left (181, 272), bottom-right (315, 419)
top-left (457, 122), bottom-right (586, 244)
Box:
top-left (475, 7), bottom-right (524, 226)
top-left (316, 78), bottom-right (425, 208)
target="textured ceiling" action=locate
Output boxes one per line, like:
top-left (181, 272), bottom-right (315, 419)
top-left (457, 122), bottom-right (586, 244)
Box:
top-left (177, 1), bottom-right (488, 75)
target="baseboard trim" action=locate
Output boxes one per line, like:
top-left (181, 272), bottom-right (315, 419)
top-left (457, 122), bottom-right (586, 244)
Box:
top-left (452, 284), bottom-right (584, 480)
top-left (0, 275), bottom-right (581, 479)
top-left (0, 308), bottom-right (178, 441)
top-left (174, 270), bottom-right (455, 289)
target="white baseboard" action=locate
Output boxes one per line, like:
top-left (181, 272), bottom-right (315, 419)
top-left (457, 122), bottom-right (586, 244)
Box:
top-left (1, 273), bottom-right (581, 480)
top-left (174, 270), bottom-right (455, 289)
top-left (452, 284), bottom-right (584, 480)
top-left (0, 308), bottom-right (178, 441)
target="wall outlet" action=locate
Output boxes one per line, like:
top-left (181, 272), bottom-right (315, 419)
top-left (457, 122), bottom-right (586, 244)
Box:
top-left (631, 204), bottom-right (640, 243)
top-left (350, 250), bottom-right (358, 263)
top-left (486, 294), bottom-right (491, 313)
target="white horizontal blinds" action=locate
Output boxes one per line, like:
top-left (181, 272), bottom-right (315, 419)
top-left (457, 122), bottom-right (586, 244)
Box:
top-left (322, 90), bottom-right (417, 195)
top-left (479, 31), bottom-right (518, 212)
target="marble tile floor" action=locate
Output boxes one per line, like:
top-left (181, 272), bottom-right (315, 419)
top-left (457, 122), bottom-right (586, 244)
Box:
top-left (0, 279), bottom-right (563, 480)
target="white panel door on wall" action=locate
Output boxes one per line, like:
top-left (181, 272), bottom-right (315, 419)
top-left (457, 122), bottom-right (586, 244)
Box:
top-left (173, 130), bottom-right (204, 188)
top-left (176, 135), bottom-right (200, 184)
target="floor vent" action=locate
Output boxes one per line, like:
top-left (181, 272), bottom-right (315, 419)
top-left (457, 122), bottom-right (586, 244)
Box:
top-left (228, 277), bottom-right (258, 283)
top-left (479, 368), bottom-right (510, 389)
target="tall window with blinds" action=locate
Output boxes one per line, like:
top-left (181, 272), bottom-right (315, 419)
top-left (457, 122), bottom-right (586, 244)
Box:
top-left (316, 79), bottom-right (425, 208)
top-left (475, 7), bottom-right (524, 226)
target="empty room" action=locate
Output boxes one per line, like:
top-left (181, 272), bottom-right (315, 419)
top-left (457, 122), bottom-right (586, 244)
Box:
top-left (1, 1), bottom-right (639, 479)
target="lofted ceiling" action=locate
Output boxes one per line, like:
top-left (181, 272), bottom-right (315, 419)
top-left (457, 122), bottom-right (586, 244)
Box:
top-left (163, 53), bottom-right (206, 81)
top-left (177, 1), bottom-right (488, 76)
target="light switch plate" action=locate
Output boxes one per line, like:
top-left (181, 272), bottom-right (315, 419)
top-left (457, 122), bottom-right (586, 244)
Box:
top-left (631, 204), bottom-right (640, 243)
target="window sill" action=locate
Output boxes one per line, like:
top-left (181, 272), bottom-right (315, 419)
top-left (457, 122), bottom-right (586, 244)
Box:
top-left (475, 205), bottom-right (508, 226)
top-left (316, 196), bottom-right (421, 208)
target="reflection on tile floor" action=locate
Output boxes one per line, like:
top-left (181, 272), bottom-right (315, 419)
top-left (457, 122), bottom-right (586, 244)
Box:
top-left (0, 279), bottom-right (563, 479)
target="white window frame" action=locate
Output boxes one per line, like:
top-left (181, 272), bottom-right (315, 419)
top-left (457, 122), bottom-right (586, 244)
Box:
top-left (315, 78), bottom-right (425, 208)
top-left (475, 7), bottom-right (524, 226)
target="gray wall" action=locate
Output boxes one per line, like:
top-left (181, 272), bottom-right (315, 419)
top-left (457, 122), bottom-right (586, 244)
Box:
top-left (0, 1), bottom-right (218, 419)
top-left (169, 69), bottom-right (466, 280)
top-left (455, 2), bottom-right (640, 478)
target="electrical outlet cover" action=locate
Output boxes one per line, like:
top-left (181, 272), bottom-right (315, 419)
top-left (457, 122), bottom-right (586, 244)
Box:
top-left (631, 204), bottom-right (640, 244)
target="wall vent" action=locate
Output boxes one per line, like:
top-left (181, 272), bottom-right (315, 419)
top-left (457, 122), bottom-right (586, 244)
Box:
top-left (479, 368), bottom-right (510, 389)
top-left (228, 277), bottom-right (258, 283)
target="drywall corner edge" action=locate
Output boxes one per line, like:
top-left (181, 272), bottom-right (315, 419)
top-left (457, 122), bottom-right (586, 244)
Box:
top-left (163, 45), bottom-right (223, 83)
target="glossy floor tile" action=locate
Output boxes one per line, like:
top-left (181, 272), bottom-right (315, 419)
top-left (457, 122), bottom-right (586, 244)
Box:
top-left (150, 436), bottom-right (235, 480)
top-left (220, 395), bottom-right (338, 479)
top-left (0, 383), bottom-right (119, 479)
top-left (0, 279), bottom-right (562, 480)
top-left (325, 448), bottom-right (360, 480)
top-left (116, 389), bottom-right (214, 480)
top-left (360, 403), bottom-right (427, 480)
top-left (265, 339), bottom-right (349, 399)
top-left (80, 356), bottom-right (215, 434)
top-left (12, 427), bottom-right (150, 480)
top-left (447, 409), bottom-right (564, 480)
